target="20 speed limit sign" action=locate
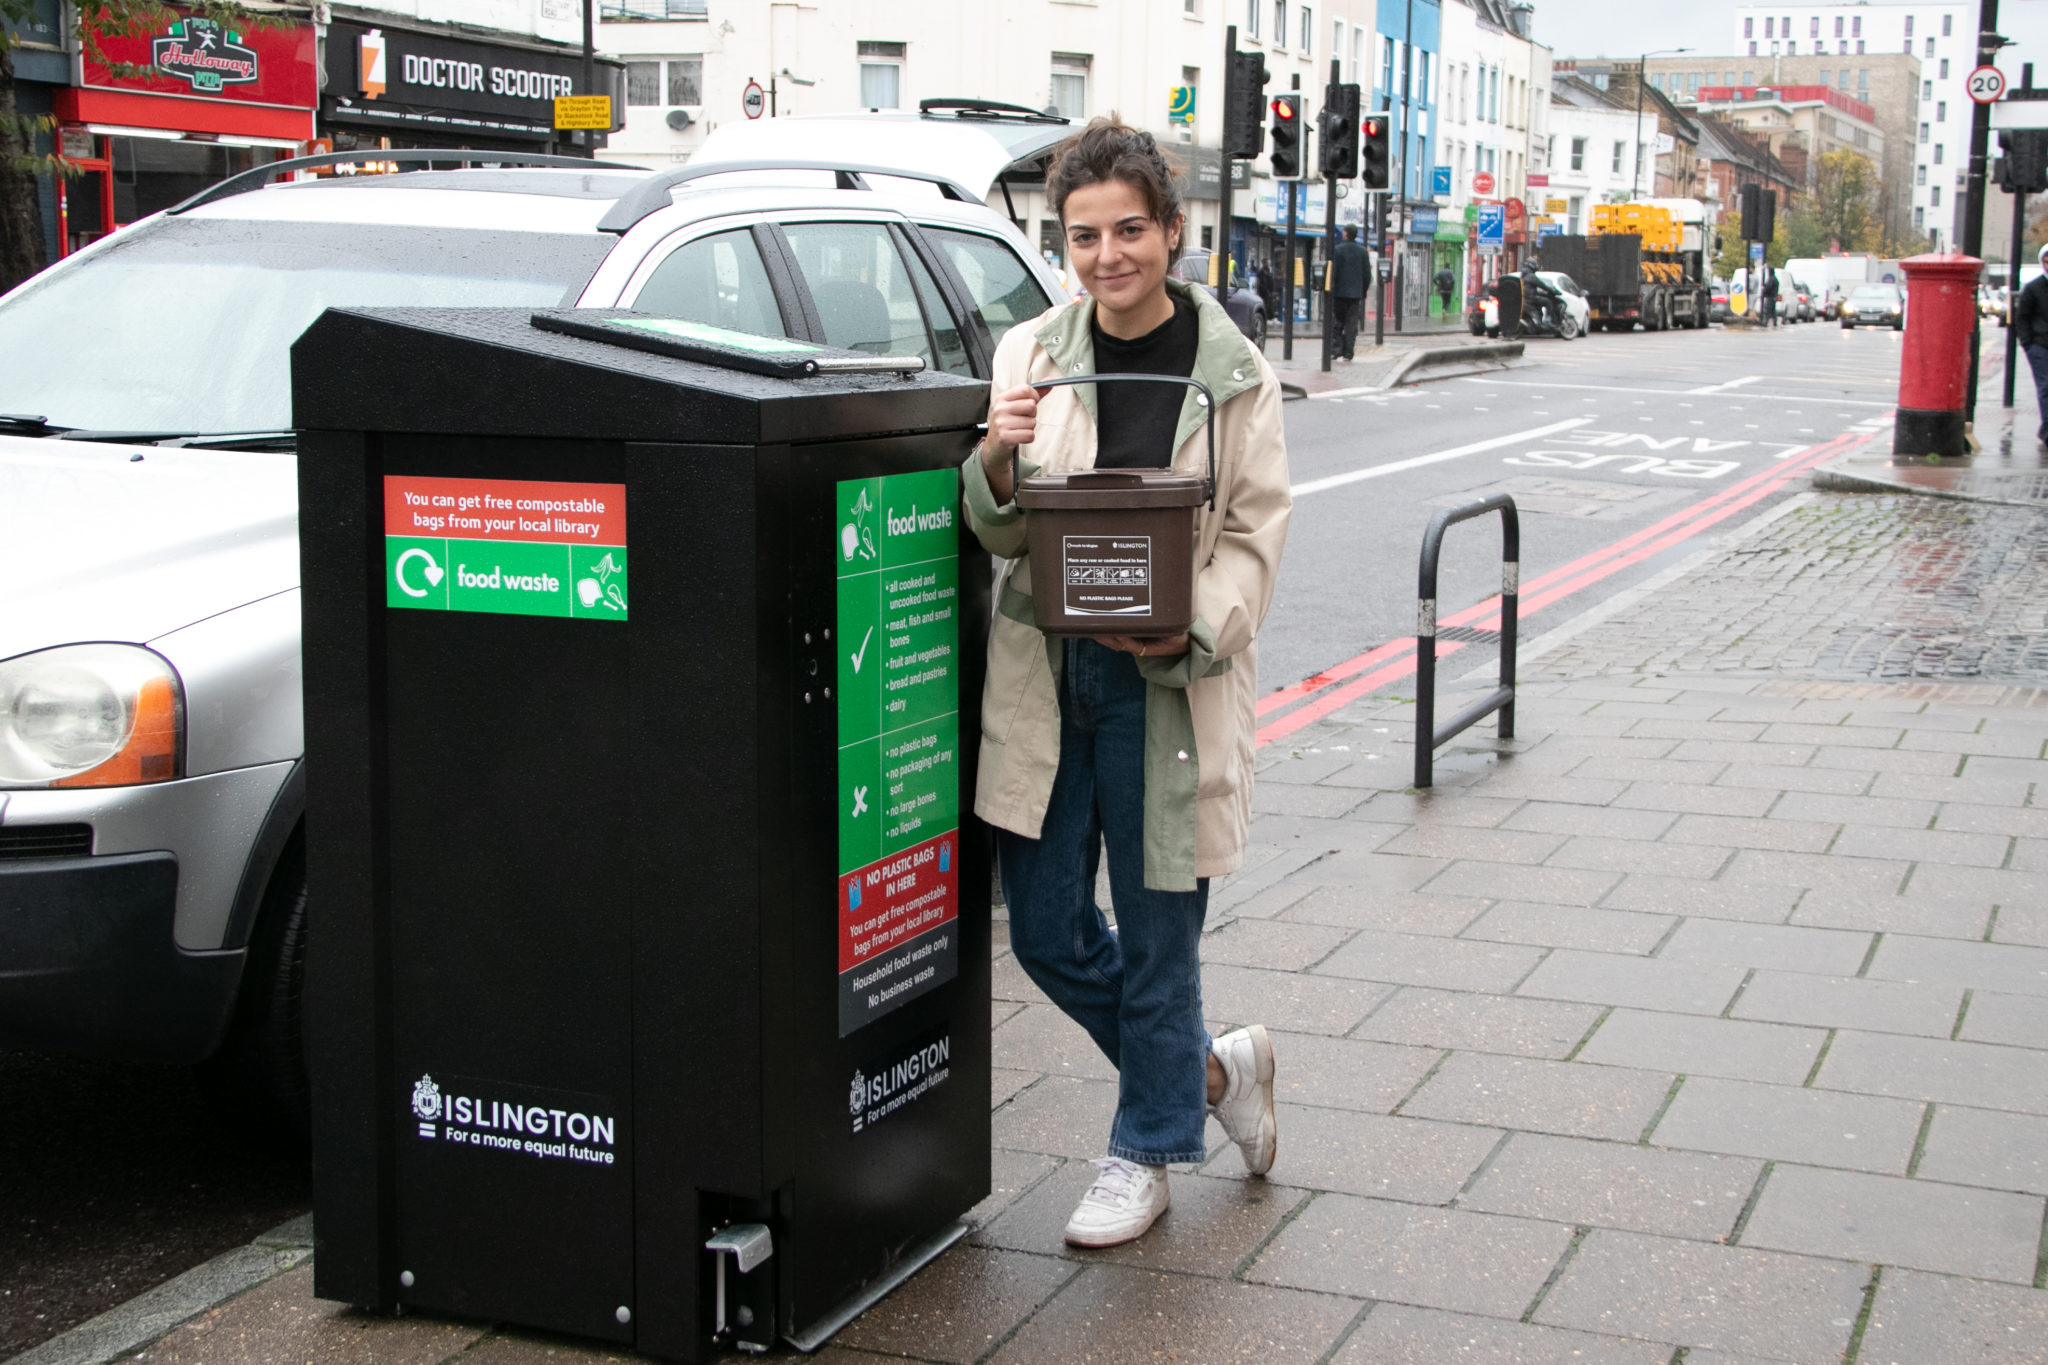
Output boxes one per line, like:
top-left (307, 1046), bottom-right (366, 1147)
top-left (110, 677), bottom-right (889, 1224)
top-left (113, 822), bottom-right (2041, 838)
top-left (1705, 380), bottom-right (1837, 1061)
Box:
top-left (1970, 65), bottom-right (2006, 104)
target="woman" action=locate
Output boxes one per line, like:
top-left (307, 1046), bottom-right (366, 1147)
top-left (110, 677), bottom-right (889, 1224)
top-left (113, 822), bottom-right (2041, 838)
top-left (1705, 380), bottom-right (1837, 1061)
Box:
top-left (961, 118), bottom-right (1292, 1248)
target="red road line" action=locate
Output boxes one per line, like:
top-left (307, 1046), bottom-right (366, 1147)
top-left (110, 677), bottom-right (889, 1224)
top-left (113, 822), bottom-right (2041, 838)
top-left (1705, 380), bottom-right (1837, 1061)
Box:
top-left (1253, 434), bottom-right (1867, 748)
top-left (1254, 433), bottom-right (1861, 720)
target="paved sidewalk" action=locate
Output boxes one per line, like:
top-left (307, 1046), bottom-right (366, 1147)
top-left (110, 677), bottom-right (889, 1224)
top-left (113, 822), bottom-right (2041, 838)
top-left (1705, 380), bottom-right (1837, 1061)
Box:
top-left (67, 487), bottom-right (2048, 1364)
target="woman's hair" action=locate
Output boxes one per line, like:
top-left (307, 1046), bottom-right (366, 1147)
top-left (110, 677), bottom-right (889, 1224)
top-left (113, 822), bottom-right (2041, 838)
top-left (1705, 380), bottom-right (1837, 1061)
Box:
top-left (1045, 116), bottom-right (1186, 266)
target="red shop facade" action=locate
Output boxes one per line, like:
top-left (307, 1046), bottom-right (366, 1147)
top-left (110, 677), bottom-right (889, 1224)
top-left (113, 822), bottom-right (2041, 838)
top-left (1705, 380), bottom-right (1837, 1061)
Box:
top-left (53, 10), bottom-right (315, 254)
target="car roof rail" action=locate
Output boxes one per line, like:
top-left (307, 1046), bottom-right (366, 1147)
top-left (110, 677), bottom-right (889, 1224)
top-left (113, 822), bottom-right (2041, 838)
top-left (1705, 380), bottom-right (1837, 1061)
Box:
top-left (165, 149), bottom-right (644, 216)
top-left (596, 159), bottom-right (982, 235)
top-left (917, 98), bottom-right (1069, 125)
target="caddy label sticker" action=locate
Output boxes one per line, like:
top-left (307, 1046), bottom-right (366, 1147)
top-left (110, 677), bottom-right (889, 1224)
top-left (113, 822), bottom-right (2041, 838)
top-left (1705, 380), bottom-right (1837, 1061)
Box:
top-left (835, 469), bottom-right (961, 1035)
top-left (406, 1071), bottom-right (622, 1169)
top-left (383, 475), bottom-right (626, 620)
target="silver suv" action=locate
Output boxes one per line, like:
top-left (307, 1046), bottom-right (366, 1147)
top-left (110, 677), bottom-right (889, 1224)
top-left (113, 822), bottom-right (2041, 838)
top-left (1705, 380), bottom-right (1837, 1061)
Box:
top-left (0, 104), bottom-right (1066, 1122)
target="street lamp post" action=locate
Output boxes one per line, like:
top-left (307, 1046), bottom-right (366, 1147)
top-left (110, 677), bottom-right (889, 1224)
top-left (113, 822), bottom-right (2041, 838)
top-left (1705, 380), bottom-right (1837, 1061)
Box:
top-left (1632, 48), bottom-right (1691, 201)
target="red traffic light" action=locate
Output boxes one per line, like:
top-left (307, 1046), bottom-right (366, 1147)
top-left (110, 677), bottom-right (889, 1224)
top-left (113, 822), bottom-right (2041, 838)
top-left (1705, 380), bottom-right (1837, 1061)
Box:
top-left (1363, 118), bottom-right (1382, 136)
top-left (1271, 97), bottom-right (1297, 119)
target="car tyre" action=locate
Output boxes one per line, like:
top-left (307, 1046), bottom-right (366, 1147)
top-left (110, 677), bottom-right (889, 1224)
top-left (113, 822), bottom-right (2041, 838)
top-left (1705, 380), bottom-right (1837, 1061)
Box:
top-left (1558, 313), bottom-right (1580, 339)
top-left (202, 830), bottom-right (310, 1137)
top-left (1842, 320), bottom-right (1853, 330)
top-left (1253, 311), bottom-right (1269, 350)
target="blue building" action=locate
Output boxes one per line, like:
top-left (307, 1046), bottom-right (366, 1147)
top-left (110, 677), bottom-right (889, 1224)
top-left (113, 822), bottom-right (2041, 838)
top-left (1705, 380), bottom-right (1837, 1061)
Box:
top-left (1372, 0), bottom-right (1440, 210)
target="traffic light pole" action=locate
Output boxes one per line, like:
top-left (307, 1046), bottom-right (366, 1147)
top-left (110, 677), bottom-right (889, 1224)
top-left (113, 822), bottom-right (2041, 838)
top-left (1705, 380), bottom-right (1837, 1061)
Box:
top-left (1218, 25), bottom-right (1240, 311)
top-left (1961, 0), bottom-right (1999, 419)
top-left (1284, 79), bottom-right (1300, 360)
top-left (2007, 182), bottom-right (2024, 406)
top-left (1374, 193), bottom-right (1387, 348)
top-left (1322, 59), bottom-right (1338, 372)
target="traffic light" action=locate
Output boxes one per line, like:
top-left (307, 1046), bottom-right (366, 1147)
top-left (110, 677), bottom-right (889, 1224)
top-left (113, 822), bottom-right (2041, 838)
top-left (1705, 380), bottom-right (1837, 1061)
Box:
top-left (1739, 184), bottom-right (1777, 242)
top-left (1361, 111), bottom-right (1390, 190)
top-left (1321, 82), bottom-right (1360, 180)
top-left (1224, 49), bottom-right (1270, 159)
top-left (1269, 94), bottom-right (1303, 179)
top-left (2000, 129), bottom-right (2048, 193)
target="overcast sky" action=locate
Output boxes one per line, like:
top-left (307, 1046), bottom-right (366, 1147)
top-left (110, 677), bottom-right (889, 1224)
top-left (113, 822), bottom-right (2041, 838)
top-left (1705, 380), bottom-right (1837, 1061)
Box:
top-left (1537, 0), bottom-right (2048, 71)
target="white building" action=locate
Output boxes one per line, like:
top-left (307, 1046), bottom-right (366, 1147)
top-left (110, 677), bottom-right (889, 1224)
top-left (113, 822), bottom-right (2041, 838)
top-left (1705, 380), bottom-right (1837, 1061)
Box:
top-left (597, 0), bottom-right (1380, 272)
top-left (1544, 74), bottom-right (1645, 234)
top-left (1435, 0), bottom-right (1551, 289)
top-left (1730, 1), bottom-right (1967, 243)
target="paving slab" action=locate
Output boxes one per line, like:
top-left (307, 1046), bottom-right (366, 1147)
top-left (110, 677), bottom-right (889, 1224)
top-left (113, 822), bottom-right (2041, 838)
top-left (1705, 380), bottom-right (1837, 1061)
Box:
top-left (111, 1266), bottom-right (484, 1365)
top-left (831, 1244), bottom-right (1074, 1364)
top-left (1458, 901), bottom-right (1676, 955)
top-left (1328, 1303), bottom-right (1672, 1364)
top-left (1959, 989), bottom-right (2048, 1047)
top-left (1196, 918), bottom-right (1355, 971)
top-left (991, 1004), bottom-right (1119, 1081)
top-left (1425, 859), bottom-right (1625, 906)
top-left (1817, 1029), bottom-right (2048, 1113)
top-left (1515, 949), bottom-right (1748, 1016)
top-left (1246, 1193), bottom-right (1575, 1317)
top-left (972, 1165), bottom-right (1303, 1277)
top-left (1864, 934), bottom-right (2048, 997)
top-left (1276, 886), bottom-right (1492, 935)
top-left (1912, 1104), bottom-right (2048, 1196)
top-left (1261, 1030), bottom-right (1442, 1113)
top-left (1729, 971), bottom-right (1964, 1038)
top-left (1610, 781), bottom-right (1780, 817)
top-left (1855, 1267), bottom-right (2048, 1365)
top-left (1532, 1230), bottom-right (1867, 1363)
top-left (1347, 987), bottom-right (1602, 1059)
top-left (1739, 1164), bottom-right (2046, 1283)
top-left (1598, 874), bottom-right (1801, 924)
top-left (1199, 963), bottom-right (1395, 1036)
top-left (1218, 1104), bottom-right (1502, 1203)
top-left (1575, 1009), bottom-right (1827, 1086)
top-left (986, 1264), bottom-right (1357, 1365)
top-left (1789, 889), bottom-right (1991, 941)
top-left (1647, 1075), bottom-right (1925, 1175)
top-left (1656, 920), bottom-right (1874, 976)
top-left (1400, 1052), bottom-right (1674, 1142)
top-left (1457, 1131), bottom-right (1760, 1241)
top-left (1312, 928), bottom-right (1545, 993)
top-left (988, 1076), bottom-right (1122, 1160)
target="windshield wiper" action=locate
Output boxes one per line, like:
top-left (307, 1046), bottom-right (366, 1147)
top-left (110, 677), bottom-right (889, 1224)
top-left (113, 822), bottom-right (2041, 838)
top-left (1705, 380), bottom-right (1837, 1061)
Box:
top-left (49, 428), bottom-right (297, 452)
top-left (0, 413), bottom-right (72, 436)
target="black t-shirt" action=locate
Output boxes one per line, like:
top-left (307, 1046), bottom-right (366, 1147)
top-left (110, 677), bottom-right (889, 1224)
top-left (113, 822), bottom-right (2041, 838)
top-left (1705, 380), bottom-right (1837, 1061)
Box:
top-left (1090, 294), bottom-right (1199, 469)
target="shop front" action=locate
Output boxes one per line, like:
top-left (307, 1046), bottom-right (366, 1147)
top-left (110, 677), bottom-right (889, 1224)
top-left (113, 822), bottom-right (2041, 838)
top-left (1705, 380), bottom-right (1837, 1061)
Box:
top-left (321, 18), bottom-right (624, 155)
top-left (1503, 197), bottom-right (1528, 272)
top-left (1432, 216), bottom-right (1467, 320)
top-left (52, 9), bottom-right (316, 253)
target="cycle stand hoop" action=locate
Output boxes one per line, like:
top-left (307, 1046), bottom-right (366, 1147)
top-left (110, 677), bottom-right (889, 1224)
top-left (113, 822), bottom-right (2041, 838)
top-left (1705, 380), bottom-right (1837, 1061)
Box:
top-left (1414, 495), bottom-right (1520, 789)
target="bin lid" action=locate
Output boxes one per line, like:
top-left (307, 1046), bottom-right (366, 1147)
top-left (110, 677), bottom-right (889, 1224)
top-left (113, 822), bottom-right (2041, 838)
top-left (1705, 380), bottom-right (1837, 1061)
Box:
top-left (531, 311), bottom-right (925, 379)
top-left (1017, 469), bottom-right (1207, 509)
top-left (292, 307), bottom-right (986, 445)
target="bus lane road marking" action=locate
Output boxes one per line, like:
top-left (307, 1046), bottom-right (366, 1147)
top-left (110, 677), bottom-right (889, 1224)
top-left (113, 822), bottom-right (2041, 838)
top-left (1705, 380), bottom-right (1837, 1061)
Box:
top-left (1290, 417), bottom-right (1595, 498)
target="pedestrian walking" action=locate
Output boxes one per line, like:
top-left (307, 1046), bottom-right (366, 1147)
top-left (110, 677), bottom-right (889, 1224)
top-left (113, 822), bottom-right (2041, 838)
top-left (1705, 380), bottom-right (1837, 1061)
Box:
top-left (1434, 264), bottom-right (1456, 319)
top-left (1329, 225), bottom-right (1371, 360)
top-left (2016, 245), bottom-right (2048, 444)
top-left (1760, 267), bottom-right (1780, 328)
top-left (963, 117), bottom-right (1292, 1249)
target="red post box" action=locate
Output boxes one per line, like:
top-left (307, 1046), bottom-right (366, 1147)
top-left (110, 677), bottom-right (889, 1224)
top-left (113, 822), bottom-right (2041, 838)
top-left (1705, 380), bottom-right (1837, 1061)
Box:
top-left (1894, 251), bottom-right (1983, 458)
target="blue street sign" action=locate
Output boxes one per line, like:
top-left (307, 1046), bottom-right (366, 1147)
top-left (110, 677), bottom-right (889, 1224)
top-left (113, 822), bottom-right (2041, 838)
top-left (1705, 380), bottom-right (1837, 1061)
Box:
top-left (1432, 164), bottom-right (1452, 196)
top-left (1749, 241), bottom-right (1765, 263)
top-left (1476, 203), bottom-right (1505, 247)
top-left (1411, 207), bottom-right (1439, 234)
top-left (1537, 222), bottom-right (1561, 238)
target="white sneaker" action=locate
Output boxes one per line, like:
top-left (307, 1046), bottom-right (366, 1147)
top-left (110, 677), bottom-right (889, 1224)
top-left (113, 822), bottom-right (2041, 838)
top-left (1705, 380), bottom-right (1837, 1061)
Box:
top-left (1210, 1025), bottom-right (1278, 1176)
top-left (1063, 1158), bottom-right (1170, 1248)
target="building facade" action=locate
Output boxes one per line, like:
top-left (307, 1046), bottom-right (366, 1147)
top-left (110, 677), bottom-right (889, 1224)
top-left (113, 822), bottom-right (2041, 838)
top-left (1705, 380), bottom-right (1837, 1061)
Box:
top-left (1728, 2), bottom-right (1965, 243)
top-left (1435, 0), bottom-right (1549, 303)
top-left (1645, 52), bottom-right (1919, 242)
top-left (1545, 74), bottom-right (1649, 233)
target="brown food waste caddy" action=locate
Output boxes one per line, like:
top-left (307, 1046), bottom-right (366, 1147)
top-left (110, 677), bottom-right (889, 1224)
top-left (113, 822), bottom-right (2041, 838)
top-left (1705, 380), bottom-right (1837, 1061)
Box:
top-left (1012, 373), bottom-right (1216, 638)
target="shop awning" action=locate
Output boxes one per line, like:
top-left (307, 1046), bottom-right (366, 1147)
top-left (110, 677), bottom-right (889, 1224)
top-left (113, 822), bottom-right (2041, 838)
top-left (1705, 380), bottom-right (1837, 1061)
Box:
top-left (56, 87), bottom-right (314, 142)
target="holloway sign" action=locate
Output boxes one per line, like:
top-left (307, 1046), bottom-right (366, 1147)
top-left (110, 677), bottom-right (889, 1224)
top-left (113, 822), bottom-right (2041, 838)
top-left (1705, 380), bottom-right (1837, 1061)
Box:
top-left (151, 18), bottom-right (258, 92)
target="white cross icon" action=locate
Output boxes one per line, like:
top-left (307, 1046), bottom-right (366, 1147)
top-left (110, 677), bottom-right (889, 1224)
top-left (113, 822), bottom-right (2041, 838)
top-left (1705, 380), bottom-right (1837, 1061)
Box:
top-left (851, 785), bottom-right (868, 818)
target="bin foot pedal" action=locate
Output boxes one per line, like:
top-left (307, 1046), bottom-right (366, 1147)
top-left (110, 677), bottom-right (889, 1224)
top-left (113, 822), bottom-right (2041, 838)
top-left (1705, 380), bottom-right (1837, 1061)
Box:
top-left (782, 1221), bottom-right (967, 1354)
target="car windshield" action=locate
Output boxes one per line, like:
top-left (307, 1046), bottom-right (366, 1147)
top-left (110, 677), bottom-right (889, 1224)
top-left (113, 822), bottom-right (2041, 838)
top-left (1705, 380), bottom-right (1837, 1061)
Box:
top-left (0, 215), bottom-right (613, 434)
top-left (1850, 285), bottom-right (1898, 302)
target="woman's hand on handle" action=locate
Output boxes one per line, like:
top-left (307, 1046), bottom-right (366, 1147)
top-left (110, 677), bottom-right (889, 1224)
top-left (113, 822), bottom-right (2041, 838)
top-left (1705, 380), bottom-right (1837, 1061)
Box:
top-left (981, 382), bottom-right (1051, 504)
top-left (1092, 634), bottom-right (1191, 659)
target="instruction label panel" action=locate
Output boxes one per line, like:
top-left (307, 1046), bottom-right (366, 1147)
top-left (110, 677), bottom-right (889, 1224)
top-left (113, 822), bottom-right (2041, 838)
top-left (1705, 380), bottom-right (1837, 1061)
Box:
top-left (1061, 534), bottom-right (1154, 617)
top-left (835, 468), bottom-right (961, 1035)
top-left (384, 475), bottom-right (627, 621)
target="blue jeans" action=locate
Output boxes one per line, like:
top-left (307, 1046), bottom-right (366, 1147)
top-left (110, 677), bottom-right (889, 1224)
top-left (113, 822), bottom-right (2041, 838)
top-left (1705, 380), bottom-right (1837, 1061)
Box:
top-left (2026, 345), bottom-right (2048, 438)
top-left (996, 640), bottom-right (1211, 1165)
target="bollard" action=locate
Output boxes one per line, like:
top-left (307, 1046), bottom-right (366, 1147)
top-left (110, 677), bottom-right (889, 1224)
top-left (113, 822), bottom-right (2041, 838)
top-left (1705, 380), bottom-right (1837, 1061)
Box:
top-left (1893, 251), bottom-right (1984, 459)
top-left (1414, 495), bottom-right (1519, 790)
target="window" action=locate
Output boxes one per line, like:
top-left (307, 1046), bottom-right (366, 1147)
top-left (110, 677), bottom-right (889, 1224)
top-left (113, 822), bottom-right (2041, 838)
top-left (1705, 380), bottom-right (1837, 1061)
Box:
top-left (1418, 50), bottom-right (1429, 105)
top-left (1916, 164), bottom-right (1927, 185)
top-left (1273, 0), bottom-right (1287, 48)
top-left (1856, 40), bottom-right (1863, 53)
top-left (1743, 70), bottom-right (1754, 84)
top-left (1744, 16), bottom-right (1752, 37)
top-left (1382, 38), bottom-right (1397, 95)
top-left (1771, 41), bottom-right (1779, 55)
top-left (1650, 72), bottom-right (1662, 90)
top-left (1765, 16), bottom-right (1773, 36)
top-left (858, 41), bottom-right (904, 109)
top-left (1333, 19), bottom-right (1345, 71)
top-left (1905, 14), bottom-right (1915, 37)
top-left (1934, 143), bottom-right (1944, 164)
top-left (1926, 37), bottom-right (1935, 56)
top-left (1789, 41), bottom-right (1798, 54)
top-left (1567, 194), bottom-right (1582, 234)
top-left (1612, 139), bottom-right (1625, 172)
top-left (1350, 25), bottom-right (1366, 87)
top-left (929, 229), bottom-right (1053, 360)
top-left (1570, 135), bottom-right (1586, 170)
top-left (1245, 0), bottom-right (1258, 37)
top-left (1187, 0), bottom-right (1199, 13)
top-left (1050, 53), bottom-right (1090, 120)
top-left (625, 56), bottom-right (700, 107)
top-left (1923, 79), bottom-right (1932, 97)
top-left (630, 230), bottom-right (787, 339)
top-left (1937, 100), bottom-right (1946, 120)
top-left (1853, 16), bottom-right (1861, 36)
top-left (1932, 185), bottom-right (1942, 205)
top-left (1491, 65), bottom-right (1501, 121)
top-left (1300, 6), bottom-right (1312, 52)
top-left (1942, 13), bottom-right (1951, 35)
top-left (1749, 41), bottom-right (1757, 55)
top-left (1939, 58), bottom-right (1949, 78)
top-left (1690, 71), bottom-right (1702, 92)
top-left (1920, 122), bottom-right (1930, 142)
top-left (1916, 206), bottom-right (1925, 228)
top-left (782, 222), bottom-right (938, 367)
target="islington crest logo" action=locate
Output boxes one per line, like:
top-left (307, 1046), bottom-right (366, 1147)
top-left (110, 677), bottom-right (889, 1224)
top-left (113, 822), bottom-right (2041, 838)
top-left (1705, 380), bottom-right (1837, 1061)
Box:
top-left (151, 18), bottom-right (258, 92)
top-left (411, 1074), bottom-right (442, 1137)
top-left (849, 1071), bottom-right (868, 1131)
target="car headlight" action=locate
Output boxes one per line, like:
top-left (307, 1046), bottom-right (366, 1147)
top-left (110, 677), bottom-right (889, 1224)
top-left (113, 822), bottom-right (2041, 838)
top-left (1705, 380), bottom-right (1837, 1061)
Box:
top-left (0, 644), bottom-right (183, 789)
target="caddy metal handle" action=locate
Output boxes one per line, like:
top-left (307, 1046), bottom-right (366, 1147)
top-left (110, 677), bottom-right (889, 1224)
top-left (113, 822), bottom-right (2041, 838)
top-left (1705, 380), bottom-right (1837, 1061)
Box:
top-left (1024, 372), bottom-right (1219, 510)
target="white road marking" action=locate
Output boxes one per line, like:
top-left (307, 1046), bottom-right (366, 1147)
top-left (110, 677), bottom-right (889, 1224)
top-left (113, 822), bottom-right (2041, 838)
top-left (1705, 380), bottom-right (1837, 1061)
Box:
top-left (1290, 417), bottom-right (1595, 497)
top-left (1464, 378), bottom-right (1896, 407)
top-left (1689, 375), bottom-right (1764, 394)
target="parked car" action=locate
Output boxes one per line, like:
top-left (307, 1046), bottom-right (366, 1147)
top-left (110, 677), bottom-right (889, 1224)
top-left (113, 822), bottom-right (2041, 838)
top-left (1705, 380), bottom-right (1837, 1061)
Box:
top-left (1785, 275), bottom-right (1818, 322)
top-left (1171, 250), bottom-right (1268, 347)
top-left (1709, 281), bottom-right (1732, 323)
top-left (1534, 270), bottom-right (1590, 338)
top-left (0, 106), bottom-right (1069, 1123)
top-left (1840, 282), bottom-right (1906, 330)
top-left (1981, 285), bottom-right (2010, 327)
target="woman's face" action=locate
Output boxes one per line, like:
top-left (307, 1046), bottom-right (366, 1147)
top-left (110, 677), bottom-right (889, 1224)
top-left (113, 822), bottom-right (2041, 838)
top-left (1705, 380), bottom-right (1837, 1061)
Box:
top-left (1062, 178), bottom-right (1180, 318)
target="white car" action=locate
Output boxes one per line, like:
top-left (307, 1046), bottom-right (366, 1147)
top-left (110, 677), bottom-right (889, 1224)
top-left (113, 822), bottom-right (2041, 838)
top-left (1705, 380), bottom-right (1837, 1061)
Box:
top-left (1534, 270), bottom-right (1592, 339)
top-left (0, 104), bottom-right (1067, 1122)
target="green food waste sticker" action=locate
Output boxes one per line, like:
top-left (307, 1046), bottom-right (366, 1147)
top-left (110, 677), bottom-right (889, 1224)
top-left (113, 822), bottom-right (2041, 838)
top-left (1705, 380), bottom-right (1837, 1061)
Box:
top-left (834, 467), bottom-right (963, 1036)
top-left (607, 317), bottom-right (824, 356)
top-left (383, 476), bottom-right (627, 622)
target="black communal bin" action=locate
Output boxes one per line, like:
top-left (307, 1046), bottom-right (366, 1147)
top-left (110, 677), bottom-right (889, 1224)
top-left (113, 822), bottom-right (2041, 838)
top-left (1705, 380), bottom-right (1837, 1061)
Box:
top-left (293, 308), bottom-right (993, 1360)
